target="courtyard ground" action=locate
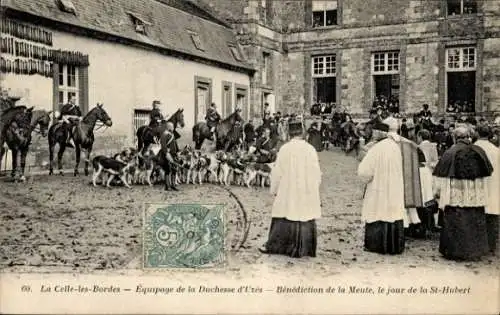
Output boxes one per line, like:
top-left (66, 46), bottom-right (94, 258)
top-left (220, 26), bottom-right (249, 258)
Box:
top-left (0, 148), bottom-right (498, 279)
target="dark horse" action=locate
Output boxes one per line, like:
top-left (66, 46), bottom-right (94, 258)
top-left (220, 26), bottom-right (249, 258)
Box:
top-left (192, 109), bottom-right (244, 151)
top-left (136, 108), bottom-right (185, 154)
top-left (0, 109), bottom-right (52, 181)
top-left (48, 103), bottom-right (112, 176)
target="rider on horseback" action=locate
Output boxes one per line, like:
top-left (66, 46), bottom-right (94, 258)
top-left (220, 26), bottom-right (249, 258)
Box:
top-left (206, 102), bottom-right (221, 142)
top-left (149, 100), bottom-right (164, 128)
top-left (58, 95), bottom-right (82, 148)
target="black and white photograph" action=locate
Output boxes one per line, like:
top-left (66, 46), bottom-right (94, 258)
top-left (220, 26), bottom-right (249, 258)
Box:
top-left (0, 0), bottom-right (499, 314)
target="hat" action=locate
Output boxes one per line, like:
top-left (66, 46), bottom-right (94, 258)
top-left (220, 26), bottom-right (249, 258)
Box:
top-left (153, 100), bottom-right (161, 105)
top-left (382, 116), bottom-right (400, 132)
top-left (372, 122), bottom-right (389, 132)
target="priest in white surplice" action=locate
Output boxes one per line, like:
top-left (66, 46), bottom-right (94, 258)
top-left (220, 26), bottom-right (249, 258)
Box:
top-left (474, 124), bottom-right (499, 254)
top-left (259, 119), bottom-right (322, 258)
top-left (357, 119), bottom-right (407, 254)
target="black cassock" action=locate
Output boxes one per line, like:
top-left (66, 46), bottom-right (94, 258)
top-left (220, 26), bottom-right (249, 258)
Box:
top-left (307, 127), bottom-right (322, 152)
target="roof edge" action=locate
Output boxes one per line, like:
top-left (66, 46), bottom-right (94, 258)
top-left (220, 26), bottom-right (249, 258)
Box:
top-left (2, 7), bottom-right (256, 74)
top-left (155, 0), bottom-right (233, 29)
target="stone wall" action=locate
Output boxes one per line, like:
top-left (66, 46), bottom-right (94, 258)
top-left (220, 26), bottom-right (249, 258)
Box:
top-left (405, 42), bottom-right (439, 113)
top-left (280, 52), bottom-right (306, 113)
top-left (483, 38), bottom-right (500, 112)
top-left (340, 48), bottom-right (365, 113)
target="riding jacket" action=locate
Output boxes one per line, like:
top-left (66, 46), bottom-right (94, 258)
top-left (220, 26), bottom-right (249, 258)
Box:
top-left (206, 107), bottom-right (221, 128)
top-left (149, 108), bottom-right (164, 127)
top-left (160, 130), bottom-right (178, 163)
top-left (60, 103), bottom-right (82, 122)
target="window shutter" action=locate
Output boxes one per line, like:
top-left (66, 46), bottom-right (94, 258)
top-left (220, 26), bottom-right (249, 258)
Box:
top-left (52, 63), bottom-right (60, 116)
top-left (79, 66), bottom-right (89, 114)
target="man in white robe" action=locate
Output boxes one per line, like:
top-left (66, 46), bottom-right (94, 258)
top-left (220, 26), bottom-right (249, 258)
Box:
top-left (474, 124), bottom-right (499, 254)
top-left (357, 119), bottom-right (406, 254)
top-left (259, 120), bottom-right (322, 258)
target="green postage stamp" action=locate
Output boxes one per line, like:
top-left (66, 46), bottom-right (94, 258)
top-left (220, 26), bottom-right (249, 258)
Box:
top-left (143, 203), bottom-right (225, 269)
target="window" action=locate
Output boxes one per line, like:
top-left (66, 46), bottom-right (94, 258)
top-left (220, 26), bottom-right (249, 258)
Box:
top-left (189, 32), bottom-right (205, 51)
top-left (446, 47), bottom-right (477, 113)
top-left (446, 47), bottom-right (476, 71)
top-left (262, 52), bottom-right (271, 85)
top-left (133, 109), bottom-right (151, 141)
top-left (447, 0), bottom-right (477, 15)
top-left (311, 55), bottom-right (336, 105)
top-left (235, 84), bottom-right (249, 120)
top-left (58, 65), bottom-right (79, 106)
top-left (229, 44), bottom-right (243, 61)
top-left (372, 52), bottom-right (400, 74)
top-left (372, 52), bottom-right (400, 111)
top-left (56, 0), bottom-right (76, 15)
top-left (195, 76), bottom-right (212, 123)
top-left (222, 82), bottom-right (232, 117)
top-left (312, 55), bottom-right (336, 77)
top-left (127, 12), bottom-right (151, 35)
top-left (312, 1), bottom-right (338, 28)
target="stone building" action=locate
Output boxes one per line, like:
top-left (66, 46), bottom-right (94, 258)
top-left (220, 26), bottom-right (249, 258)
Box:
top-left (193, 0), bottom-right (500, 117)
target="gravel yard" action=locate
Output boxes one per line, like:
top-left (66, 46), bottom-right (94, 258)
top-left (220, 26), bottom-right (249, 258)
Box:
top-left (1, 148), bottom-right (498, 278)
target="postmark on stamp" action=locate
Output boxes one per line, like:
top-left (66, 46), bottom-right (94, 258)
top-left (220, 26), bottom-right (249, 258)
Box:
top-left (143, 203), bottom-right (225, 269)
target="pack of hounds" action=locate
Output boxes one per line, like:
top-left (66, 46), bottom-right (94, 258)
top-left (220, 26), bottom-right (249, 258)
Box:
top-left (91, 145), bottom-right (274, 189)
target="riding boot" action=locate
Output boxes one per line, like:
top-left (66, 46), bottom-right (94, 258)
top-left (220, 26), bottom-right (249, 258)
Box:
top-left (65, 128), bottom-right (74, 148)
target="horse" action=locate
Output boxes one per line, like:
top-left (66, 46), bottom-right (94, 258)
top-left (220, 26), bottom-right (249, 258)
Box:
top-left (48, 103), bottom-right (112, 176)
top-left (0, 109), bottom-right (52, 181)
top-left (136, 108), bottom-right (185, 154)
top-left (192, 109), bottom-right (244, 150)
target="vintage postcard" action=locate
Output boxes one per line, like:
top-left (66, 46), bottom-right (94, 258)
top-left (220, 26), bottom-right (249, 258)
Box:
top-left (0, 0), bottom-right (499, 314)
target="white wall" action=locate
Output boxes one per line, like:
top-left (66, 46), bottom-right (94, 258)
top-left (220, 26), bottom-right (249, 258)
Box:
top-left (1, 26), bottom-right (251, 147)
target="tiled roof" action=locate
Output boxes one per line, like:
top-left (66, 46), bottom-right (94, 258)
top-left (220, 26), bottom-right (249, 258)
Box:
top-left (1, 0), bottom-right (254, 72)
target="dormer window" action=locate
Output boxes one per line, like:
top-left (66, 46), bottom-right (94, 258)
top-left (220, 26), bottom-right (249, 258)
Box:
top-left (228, 44), bottom-right (243, 61)
top-left (56, 0), bottom-right (76, 15)
top-left (187, 31), bottom-right (205, 51)
top-left (127, 12), bottom-right (151, 35)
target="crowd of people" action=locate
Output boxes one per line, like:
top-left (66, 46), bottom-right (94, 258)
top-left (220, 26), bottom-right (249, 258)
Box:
top-left (356, 117), bottom-right (498, 261)
top-left (259, 102), bottom-right (498, 263)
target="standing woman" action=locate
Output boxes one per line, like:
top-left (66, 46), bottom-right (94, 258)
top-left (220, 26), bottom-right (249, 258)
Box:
top-left (259, 119), bottom-right (322, 258)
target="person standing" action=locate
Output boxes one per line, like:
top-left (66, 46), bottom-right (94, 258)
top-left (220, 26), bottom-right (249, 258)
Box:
top-left (433, 126), bottom-right (493, 261)
top-left (357, 120), bottom-right (406, 255)
top-left (307, 121), bottom-right (322, 152)
top-left (399, 118), bottom-right (409, 139)
top-left (259, 120), bottom-right (322, 258)
top-left (474, 124), bottom-right (499, 255)
top-left (420, 104), bottom-right (432, 119)
top-left (160, 122), bottom-right (180, 191)
top-left (255, 127), bottom-right (275, 163)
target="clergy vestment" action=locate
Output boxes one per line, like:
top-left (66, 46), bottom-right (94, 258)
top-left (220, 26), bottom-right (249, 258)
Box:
top-left (474, 139), bottom-right (500, 254)
top-left (433, 139), bottom-right (493, 261)
top-left (264, 138), bottom-right (322, 258)
top-left (357, 133), bottom-right (406, 254)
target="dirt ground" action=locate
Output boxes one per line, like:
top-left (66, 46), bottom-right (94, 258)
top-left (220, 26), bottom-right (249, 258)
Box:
top-left (0, 148), bottom-right (498, 278)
